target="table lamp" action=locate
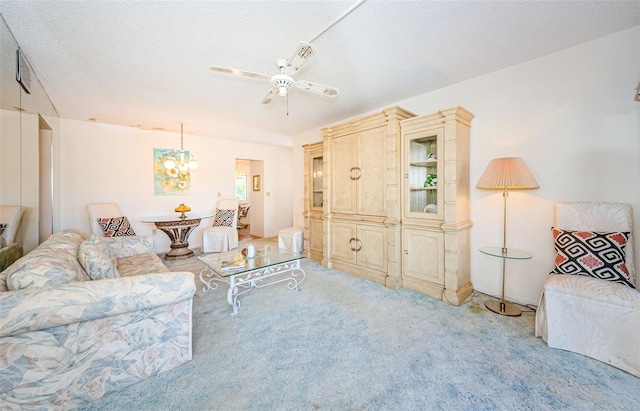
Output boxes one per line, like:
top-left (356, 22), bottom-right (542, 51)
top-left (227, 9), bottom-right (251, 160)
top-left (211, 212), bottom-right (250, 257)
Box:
top-left (476, 157), bottom-right (539, 316)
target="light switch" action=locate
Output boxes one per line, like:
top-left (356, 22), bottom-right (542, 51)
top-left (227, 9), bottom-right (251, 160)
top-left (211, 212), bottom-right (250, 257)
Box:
top-left (217, 192), bottom-right (221, 197)
top-left (266, 192), bottom-right (271, 197)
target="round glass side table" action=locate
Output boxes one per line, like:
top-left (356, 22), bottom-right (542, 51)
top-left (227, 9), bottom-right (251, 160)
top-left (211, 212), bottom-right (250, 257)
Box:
top-left (479, 247), bottom-right (532, 316)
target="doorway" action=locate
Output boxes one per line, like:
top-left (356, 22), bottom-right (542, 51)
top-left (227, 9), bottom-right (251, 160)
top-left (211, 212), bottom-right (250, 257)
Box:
top-left (235, 158), bottom-right (264, 239)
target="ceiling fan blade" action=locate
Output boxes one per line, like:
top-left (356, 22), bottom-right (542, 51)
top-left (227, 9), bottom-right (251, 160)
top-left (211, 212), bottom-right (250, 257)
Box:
top-left (296, 80), bottom-right (339, 97)
top-left (209, 66), bottom-right (269, 80)
top-left (262, 88), bottom-right (278, 105)
top-left (286, 42), bottom-right (317, 74)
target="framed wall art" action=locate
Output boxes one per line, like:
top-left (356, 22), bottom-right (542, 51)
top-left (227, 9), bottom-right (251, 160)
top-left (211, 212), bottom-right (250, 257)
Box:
top-left (153, 148), bottom-right (191, 196)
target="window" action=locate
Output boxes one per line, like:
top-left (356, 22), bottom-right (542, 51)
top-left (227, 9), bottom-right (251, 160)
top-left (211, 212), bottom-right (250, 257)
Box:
top-left (235, 175), bottom-right (247, 201)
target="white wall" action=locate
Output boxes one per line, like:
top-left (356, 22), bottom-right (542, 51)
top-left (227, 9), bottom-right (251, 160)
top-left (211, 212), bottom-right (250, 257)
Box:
top-left (59, 119), bottom-right (294, 253)
top-left (292, 26), bottom-right (640, 305)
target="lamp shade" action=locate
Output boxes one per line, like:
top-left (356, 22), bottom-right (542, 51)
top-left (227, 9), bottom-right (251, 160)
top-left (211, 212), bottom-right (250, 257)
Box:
top-left (476, 157), bottom-right (539, 190)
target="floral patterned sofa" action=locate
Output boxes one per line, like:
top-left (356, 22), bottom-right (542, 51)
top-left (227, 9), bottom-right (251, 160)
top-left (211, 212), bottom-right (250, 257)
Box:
top-left (0, 229), bottom-right (196, 410)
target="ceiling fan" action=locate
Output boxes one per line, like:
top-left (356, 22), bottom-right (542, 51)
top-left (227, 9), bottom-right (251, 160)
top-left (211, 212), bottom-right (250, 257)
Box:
top-left (209, 41), bottom-right (340, 105)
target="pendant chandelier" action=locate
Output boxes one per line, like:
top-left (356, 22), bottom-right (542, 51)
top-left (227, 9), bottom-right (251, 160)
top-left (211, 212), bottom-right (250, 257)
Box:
top-left (164, 123), bottom-right (198, 171)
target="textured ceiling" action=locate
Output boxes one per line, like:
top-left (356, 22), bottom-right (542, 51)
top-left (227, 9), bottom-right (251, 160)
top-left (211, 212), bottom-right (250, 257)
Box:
top-left (1, 1), bottom-right (639, 146)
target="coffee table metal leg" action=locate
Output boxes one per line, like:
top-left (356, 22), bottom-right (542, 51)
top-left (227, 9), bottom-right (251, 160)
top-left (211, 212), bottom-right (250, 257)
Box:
top-left (228, 275), bottom-right (240, 315)
top-left (199, 267), bottom-right (228, 292)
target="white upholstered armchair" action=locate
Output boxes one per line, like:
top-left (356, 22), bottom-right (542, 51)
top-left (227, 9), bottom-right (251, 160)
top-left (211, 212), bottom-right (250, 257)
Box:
top-left (0, 205), bottom-right (25, 271)
top-left (0, 205), bottom-right (25, 245)
top-left (202, 199), bottom-right (239, 253)
top-left (535, 202), bottom-right (639, 376)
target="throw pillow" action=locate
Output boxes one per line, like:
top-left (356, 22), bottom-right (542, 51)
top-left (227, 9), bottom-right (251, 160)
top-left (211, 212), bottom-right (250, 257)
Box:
top-left (78, 240), bottom-right (120, 280)
top-left (0, 223), bottom-right (6, 236)
top-left (97, 216), bottom-right (136, 237)
top-left (212, 209), bottom-right (236, 227)
top-left (89, 234), bottom-right (117, 267)
top-left (551, 227), bottom-right (634, 288)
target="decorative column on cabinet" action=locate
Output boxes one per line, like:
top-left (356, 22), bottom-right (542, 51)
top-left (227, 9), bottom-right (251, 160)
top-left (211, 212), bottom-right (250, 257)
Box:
top-left (322, 106), bottom-right (415, 289)
top-left (400, 106), bottom-right (474, 306)
top-left (302, 141), bottom-right (324, 262)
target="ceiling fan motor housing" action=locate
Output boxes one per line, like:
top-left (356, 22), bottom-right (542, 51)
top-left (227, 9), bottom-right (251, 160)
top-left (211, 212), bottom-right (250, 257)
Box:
top-left (271, 74), bottom-right (294, 96)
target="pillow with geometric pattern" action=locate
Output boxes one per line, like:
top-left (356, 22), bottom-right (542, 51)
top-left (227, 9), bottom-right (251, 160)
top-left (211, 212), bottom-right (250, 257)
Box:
top-left (0, 223), bottom-right (6, 236)
top-left (551, 227), bottom-right (634, 288)
top-left (97, 216), bottom-right (137, 237)
top-left (212, 209), bottom-right (236, 227)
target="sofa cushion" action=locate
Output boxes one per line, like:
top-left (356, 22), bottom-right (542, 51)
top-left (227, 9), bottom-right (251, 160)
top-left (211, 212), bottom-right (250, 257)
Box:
top-left (117, 252), bottom-right (168, 277)
top-left (97, 216), bottom-right (137, 237)
top-left (100, 235), bottom-right (155, 259)
top-left (78, 240), bottom-right (120, 280)
top-left (5, 229), bottom-right (90, 291)
top-left (551, 227), bottom-right (633, 288)
top-left (212, 209), bottom-right (236, 227)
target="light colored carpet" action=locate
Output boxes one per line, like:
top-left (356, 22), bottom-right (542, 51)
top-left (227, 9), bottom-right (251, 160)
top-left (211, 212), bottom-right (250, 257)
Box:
top-left (79, 237), bottom-right (640, 410)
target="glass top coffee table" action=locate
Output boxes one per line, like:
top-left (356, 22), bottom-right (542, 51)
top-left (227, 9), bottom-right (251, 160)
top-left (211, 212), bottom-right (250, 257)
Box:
top-left (198, 246), bottom-right (305, 315)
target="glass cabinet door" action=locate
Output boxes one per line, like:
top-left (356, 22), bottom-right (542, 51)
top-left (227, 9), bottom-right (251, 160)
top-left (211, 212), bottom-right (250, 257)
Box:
top-left (312, 155), bottom-right (323, 209)
top-left (404, 129), bottom-right (443, 219)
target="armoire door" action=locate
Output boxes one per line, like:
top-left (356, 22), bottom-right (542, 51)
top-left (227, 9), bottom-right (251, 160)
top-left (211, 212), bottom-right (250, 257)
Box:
top-left (329, 134), bottom-right (357, 214)
top-left (356, 127), bottom-right (387, 216)
top-left (402, 227), bottom-right (444, 285)
top-left (329, 221), bottom-right (357, 264)
top-left (356, 223), bottom-right (387, 272)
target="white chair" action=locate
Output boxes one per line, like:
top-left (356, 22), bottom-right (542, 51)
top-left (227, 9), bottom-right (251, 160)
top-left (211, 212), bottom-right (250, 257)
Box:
top-left (237, 203), bottom-right (251, 229)
top-left (202, 199), bottom-right (239, 253)
top-left (0, 205), bottom-right (25, 245)
top-left (535, 202), bottom-right (639, 377)
top-left (86, 203), bottom-right (123, 236)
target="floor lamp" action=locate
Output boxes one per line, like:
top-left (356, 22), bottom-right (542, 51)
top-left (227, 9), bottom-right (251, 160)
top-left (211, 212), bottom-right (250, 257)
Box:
top-left (476, 157), bottom-right (539, 316)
